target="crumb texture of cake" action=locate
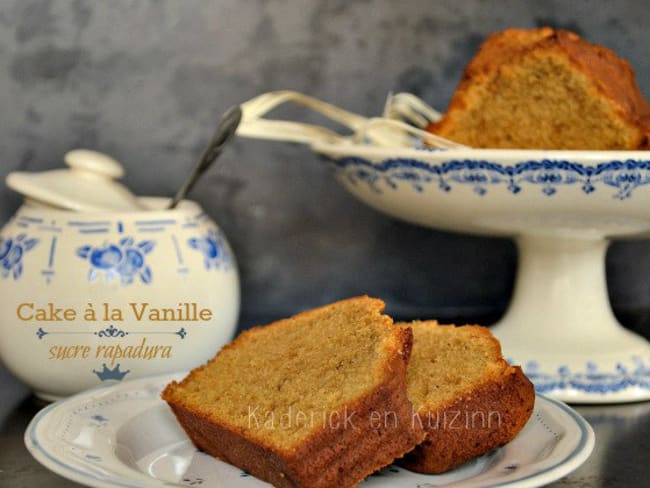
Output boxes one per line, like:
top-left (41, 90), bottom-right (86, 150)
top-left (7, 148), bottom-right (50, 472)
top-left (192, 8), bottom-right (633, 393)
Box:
top-left (397, 321), bottom-right (535, 474)
top-left (428, 27), bottom-right (650, 149)
top-left (162, 296), bottom-right (424, 488)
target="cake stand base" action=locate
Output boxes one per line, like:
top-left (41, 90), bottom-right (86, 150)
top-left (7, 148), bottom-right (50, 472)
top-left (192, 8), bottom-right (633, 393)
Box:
top-left (491, 235), bottom-right (650, 403)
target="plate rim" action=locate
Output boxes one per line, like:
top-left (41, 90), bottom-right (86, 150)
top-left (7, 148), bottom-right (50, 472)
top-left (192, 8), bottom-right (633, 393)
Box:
top-left (24, 372), bottom-right (595, 488)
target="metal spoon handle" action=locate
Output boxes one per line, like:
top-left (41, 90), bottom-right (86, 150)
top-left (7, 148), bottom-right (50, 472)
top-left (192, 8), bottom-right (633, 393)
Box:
top-left (168, 105), bottom-right (242, 209)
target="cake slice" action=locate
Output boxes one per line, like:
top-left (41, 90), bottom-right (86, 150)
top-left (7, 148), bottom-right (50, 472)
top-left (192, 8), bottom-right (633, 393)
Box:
top-left (428, 27), bottom-right (650, 149)
top-left (162, 296), bottom-right (424, 488)
top-left (398, 321), bottom-right (535, 474)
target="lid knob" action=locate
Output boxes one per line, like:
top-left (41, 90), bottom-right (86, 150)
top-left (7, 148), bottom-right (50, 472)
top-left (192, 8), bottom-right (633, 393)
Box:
top-left (64, 149), bottom-right (125, 179)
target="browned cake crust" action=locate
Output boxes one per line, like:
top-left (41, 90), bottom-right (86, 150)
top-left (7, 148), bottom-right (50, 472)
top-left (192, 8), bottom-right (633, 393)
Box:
top-left (399, 366), bottom-right (534, 473)
top-left (163, 298), bottom-right (425, 488)
top-left (396, 321), bottom-right (535, 474)
top-left (428, 27), bottom-right (650, 149)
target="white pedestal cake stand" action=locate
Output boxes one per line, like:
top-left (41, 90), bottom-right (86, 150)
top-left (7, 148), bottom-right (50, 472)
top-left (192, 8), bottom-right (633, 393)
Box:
top-left (237, 91), bottom-right (650, 403)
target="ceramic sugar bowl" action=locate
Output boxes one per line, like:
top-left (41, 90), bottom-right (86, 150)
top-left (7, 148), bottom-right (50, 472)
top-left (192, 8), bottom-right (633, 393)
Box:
top-left (0, 150), bottom-right (240, 400)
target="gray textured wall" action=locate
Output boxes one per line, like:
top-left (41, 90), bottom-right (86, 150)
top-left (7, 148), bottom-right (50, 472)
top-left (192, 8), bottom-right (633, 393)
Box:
top-left (1, 0), bottom-right (650, 338)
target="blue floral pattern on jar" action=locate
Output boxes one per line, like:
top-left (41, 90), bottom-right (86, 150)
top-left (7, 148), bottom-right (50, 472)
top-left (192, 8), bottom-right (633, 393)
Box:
top-left (188, 229), bottom-right (232, 270)
top-left (0, 234), bottom-right (39, 280)
top-left (76, 237), bottom-right (155, 285)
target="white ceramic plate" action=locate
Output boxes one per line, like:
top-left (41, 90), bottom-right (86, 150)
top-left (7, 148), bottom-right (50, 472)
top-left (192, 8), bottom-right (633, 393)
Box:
top-left (26, 373), bottom-right (594, 488)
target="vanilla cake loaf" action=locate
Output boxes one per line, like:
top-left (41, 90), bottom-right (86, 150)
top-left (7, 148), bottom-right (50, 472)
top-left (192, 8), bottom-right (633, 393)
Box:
top-left (398, 320), bottom-right (535, 473)
top-left (428, 27), bottom-right (650, 149)
top-left (163, 296), bottom-right (424, 488)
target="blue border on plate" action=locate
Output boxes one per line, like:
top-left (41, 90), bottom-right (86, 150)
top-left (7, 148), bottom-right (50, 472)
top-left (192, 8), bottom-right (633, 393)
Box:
top-left (24, 377), bottom-right (594, 488)
top-left (25, 381), bottom-right (149, 488)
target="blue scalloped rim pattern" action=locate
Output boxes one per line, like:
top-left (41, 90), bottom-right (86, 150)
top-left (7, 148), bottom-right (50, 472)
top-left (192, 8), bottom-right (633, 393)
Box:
top-left (327, 157), bottom-right (650, 199)
top-left (524, 356), bottom-right (650, 394)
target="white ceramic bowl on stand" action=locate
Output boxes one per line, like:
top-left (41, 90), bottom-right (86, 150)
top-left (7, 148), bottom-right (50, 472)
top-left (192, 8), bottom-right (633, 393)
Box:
top-left (237, 90), bottom-right (650, 403)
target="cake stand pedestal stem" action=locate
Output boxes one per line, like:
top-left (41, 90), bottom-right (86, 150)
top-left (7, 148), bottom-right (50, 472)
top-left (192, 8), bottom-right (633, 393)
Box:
top-left (491, 234), bottom-right (650, 403)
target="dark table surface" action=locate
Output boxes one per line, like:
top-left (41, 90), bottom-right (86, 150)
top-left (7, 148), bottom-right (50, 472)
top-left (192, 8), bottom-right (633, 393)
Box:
top-left (1, 363), bottom-right (649, 488)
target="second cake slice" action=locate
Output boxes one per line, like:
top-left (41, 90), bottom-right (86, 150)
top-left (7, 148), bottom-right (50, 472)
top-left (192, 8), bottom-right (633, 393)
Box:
top-left (163, 296), bottom-right (424, 488)
top-left (398, 320), bottom-right (535, 473)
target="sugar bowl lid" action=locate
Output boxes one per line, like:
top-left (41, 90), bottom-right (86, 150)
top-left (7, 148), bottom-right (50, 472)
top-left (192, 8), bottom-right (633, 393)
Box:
top-left (6, 149), bottom-right (145, 211)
